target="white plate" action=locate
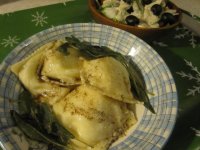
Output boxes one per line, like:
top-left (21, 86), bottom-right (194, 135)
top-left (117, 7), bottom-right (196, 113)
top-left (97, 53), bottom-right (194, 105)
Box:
top-left (0, 23), bottom-right (178, 150)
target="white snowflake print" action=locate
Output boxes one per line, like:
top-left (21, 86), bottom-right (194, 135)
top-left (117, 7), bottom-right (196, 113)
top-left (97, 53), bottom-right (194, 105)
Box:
top-left (1, 36), bottom-right (20, 48)
top-left (63, 0), bottom-right (75, 6)
top-left (1, 13), bottom-right (11, 16)
top-left (152, 41), bottom-right (168, 47)
top-left (195, 147), bottom-right (200, 150)
top-left (174, 26), bottom-right (198, 48)
top-left (191, 127), bottom-right (200, 137)
top-left (175, 26), bottom-right (189, 39)
top-left (177, 59), bottom-right (200, 96)
top-left (31, 11), bottom-right (48, 27)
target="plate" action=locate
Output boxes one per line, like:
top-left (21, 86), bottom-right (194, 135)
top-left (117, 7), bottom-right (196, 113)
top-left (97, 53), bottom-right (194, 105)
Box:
top-left (0, 23), bottom-right (178, 150)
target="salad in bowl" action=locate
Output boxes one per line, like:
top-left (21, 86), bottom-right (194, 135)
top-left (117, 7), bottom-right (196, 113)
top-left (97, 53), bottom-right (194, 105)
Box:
top-left (88, 0), bottom-right (181, 38)
top-left (101, 0), bottom-right (179, 28)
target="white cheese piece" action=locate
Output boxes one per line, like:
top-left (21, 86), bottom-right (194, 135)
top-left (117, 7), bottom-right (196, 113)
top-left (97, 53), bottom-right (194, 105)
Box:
top-left (102, 7), bottom-right (118, 20)
top-left (115, 0), bottom-right (129, 22)
top-left (131, 1), bottom-right (143, 20)
top-left (102, 0), bottom-right (120, 8)
top-left (143, 0), bottom-right (162, 27)
top-left (143, 9), bottom-right (159, 27)
top-left (164, 8), bottom-right (179, 15)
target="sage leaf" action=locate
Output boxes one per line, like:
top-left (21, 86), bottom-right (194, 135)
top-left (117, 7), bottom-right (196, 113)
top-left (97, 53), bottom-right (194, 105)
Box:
top-left (58, 43), bottom-right (70, 55)
top-left (126, 56), bottom-right (155, 113)
top-left (16, 90), bottom-right (74, 145)
top-left (10, 110), bottom-right (68, 149)
top-left (18, 90), bottom-right (32, 115)
top-left (65, 36), bottom-right (155, 113)
top-left (36, 103), bottom-right (74, 143)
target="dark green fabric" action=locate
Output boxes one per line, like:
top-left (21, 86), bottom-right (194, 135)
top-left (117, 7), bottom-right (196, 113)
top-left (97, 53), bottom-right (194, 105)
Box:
top-left (0, 0), bottom-right (92, 61)
top-left (0, 0), bottom-right (199, 149)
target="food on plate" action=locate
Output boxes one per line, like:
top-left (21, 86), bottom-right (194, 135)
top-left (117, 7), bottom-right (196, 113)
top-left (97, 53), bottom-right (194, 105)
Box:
top-left (100, 0), bottom-right (179, 28)
top-left (53, 84), bottom-right (136, 149)
top-left (10, 36), bottom-right (154, 150)
top-left (40, 44), bottom-right (81, 86)
top-left (11, 40), bottom-right (71, 105)
top-left (80, 57), bottom-right (136, 104)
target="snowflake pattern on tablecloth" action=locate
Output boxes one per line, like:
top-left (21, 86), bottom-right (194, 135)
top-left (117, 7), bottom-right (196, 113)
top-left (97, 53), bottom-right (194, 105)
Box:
top-left (195, 147), bottom-right (200, 150)
top-left (177, 59), bottom-right (200, 96)
top-left (174, 26), bottom-right (199, 48)
top-left (152, 41), bottom-right (168, 47)
top-left (31, 11), bottom-right (48, 27)
top-left (63, 0), bottom-right (75, 6)
top-left (1, 35), bottom-right (20, 48)
top-left (191, 127), bottom-right (200, 137)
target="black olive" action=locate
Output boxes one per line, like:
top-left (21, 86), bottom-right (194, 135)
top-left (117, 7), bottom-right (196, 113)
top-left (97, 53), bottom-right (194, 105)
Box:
top-left (160, 13), bottom-right (177, 25)
top-left (125, 15), bottom-right (139, 26)
top-left (127, 6), bottom-right (134, 13)
top-left (123, 0), bottom-right (133, 4)
top-left (142, 0), bottom-right (152, 5)
top-left (151, 4), bottom-right (162, 16)
top-left (166, 2), bottom-right (174, 9)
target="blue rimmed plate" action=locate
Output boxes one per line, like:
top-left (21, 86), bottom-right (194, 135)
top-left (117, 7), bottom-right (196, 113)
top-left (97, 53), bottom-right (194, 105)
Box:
top-left (0, 23), bottom-right (178, 150)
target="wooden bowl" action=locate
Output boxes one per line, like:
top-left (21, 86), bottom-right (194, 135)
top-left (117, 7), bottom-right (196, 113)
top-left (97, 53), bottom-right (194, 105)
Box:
top-left (88, 0), bottom-right (182, 39)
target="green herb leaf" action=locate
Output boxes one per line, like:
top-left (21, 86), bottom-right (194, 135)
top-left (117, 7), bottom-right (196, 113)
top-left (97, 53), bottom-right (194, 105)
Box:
top-left (16, 90), bottom-right (74, 145)
top-left (18, 90), bottom-right (32, 115)
top-left (135, 0), bottom-right (144, 12)
top-left (36, 103), bottom-right (74, 143)
top-left (37, 104), bottom-right (55, 133)
top-left (52, 123), bottom-right (74, 144)
top-left (10, 110), bottom-right (68, 150)
top-left (126, 56), bottom-right (155, 113)
top-left (58, 43), bottom-right (70, 55)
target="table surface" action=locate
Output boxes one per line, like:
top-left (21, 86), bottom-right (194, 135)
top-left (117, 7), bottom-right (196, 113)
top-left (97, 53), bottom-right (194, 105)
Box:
top-left (0, 0), bottom-right (200, 16)
top-left (0, 1), bottom-right (200, 150)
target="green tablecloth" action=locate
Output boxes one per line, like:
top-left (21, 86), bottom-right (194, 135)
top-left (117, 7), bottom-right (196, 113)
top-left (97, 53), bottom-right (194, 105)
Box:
top-left (0, 0), bottom-right (200, 149)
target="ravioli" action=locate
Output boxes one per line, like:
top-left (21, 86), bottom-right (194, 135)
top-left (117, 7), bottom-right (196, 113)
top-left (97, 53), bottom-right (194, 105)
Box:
top-left (11, 40), bottom-right (70, 105)
top-left (53, 85), bottom-right (136, 149)
top-left (40, 47), bottom-right (81, 86)
top-left (11, 40), bottom-right (63, 75)
top-left (80, 57), bottom-right (137, 104)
